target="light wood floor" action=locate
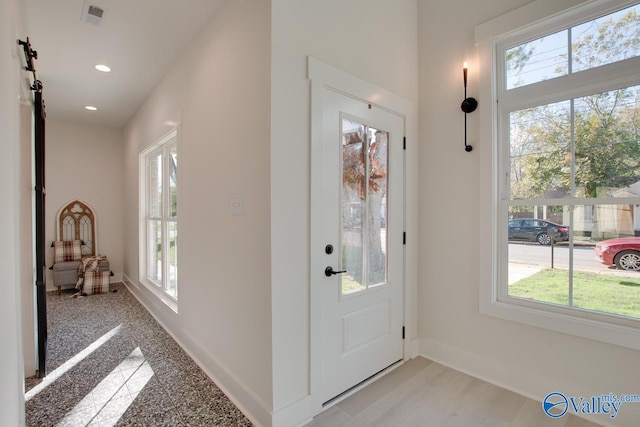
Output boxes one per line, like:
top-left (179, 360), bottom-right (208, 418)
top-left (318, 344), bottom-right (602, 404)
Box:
top-left (305, 357), bottom-right (603, 427)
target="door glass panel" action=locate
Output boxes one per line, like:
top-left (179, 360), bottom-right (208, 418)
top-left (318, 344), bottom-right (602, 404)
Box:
top-left (367, 128), bottom-right (388, 287)
top-left (342, 119), bottom-right (365, 294)
top-left (341, 118), bottom-right (389, 295)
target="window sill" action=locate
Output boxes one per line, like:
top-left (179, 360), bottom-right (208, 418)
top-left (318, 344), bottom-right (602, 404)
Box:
top-left (139, 279), bottom-right (178, 314)
top-left (480, 294), bottom-right (640, 351)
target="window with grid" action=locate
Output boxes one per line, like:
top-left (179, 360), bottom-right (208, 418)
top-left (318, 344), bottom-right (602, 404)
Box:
top-left (496, 2), bottom-right (640, 326)
top-left (140, 129), bottom-right (178, 306)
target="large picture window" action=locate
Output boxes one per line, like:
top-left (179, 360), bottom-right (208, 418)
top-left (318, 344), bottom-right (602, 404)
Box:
top-left (140, 129), bottom-right (178, 307)
top-left (496, 2), bottom-right (640, 328)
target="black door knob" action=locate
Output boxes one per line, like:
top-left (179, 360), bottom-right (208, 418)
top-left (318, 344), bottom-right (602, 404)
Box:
top-left (325, 266), bottom-right (347, 277)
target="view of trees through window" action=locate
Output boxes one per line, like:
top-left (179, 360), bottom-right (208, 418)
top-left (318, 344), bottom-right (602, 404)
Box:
top-left (500, 3), bottom-right (640, 321)
top-left (509, 85), bottom-right (640, 202)
top-left (506, 4), bottom-right (640, 89)
top-left (341, 118), bottom-right (388, 295)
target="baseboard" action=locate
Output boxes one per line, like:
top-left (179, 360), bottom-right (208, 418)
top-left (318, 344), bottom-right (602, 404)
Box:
top-left (121, 274), bottom-right (273, 427)
top-left (271, 395), bottom-right (316, 427)
top-left (418, 337), bottom-right (620, 427)
top-left (419, 337), bottom-right (545, 400)
top-left (271, 338), bottom-right (421, 427)
top-left (405, 337), bottom-right (419, 360)
top-left (45, 271), bottom-right (124, 293)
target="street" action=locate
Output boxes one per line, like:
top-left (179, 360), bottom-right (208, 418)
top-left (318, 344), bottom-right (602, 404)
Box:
top-left (508, 242), bottom-right (640, 283)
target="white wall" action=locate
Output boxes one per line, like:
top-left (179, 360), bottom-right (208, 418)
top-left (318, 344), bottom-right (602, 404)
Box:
top-left (122, 0), bottom-right (272, 425)
top-left (270, 0), bottom-right (419, 422)
top-left (418, 1), bottom-right (640, 426)
top-left (45, 119), bottom-right (124, 290)
top-left (0, 0), bottom-right (29, 424)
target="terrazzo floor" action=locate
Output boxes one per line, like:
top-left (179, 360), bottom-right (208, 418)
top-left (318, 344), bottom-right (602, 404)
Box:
top-left (25, 283), bottom-right (253, 427)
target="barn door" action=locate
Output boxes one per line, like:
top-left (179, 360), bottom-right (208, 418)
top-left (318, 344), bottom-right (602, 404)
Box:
top-left (34, 86), bottom-right (47, 378)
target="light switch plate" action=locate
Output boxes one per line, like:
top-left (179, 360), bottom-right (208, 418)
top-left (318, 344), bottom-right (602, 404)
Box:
top-left (230, 196), bottom-right (244, 216)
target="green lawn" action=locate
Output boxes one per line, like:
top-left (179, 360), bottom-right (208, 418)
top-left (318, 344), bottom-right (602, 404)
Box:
top-left (342, 275), bottom-right (365, 294)
top-left (509, 269), bottom-right (640, 319)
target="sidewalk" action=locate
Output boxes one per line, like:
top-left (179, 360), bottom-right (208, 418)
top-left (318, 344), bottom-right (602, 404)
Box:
top-left (508, 263), bottom-right (543, 285)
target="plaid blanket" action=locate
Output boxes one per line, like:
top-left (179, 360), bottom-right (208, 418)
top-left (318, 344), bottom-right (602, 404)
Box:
top-left (76, 255), bottom-right (108, 290)
top-left (81, 271), bottom-right (111, 295)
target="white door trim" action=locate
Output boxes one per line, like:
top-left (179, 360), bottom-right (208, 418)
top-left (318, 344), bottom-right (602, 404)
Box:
top-left (308, 56), bottom-right (418, 419)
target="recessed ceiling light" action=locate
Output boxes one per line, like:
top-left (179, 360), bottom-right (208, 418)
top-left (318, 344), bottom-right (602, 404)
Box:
top-left (85, 106), bottom-right (98, 111)
top-left (94, 64), bottom-right (111, 72)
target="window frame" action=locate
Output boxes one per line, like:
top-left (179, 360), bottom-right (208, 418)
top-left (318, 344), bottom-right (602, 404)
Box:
top-left (139, 128), bottom-right (179, 311)
top-left (477, 0), bottom-right (640, 350)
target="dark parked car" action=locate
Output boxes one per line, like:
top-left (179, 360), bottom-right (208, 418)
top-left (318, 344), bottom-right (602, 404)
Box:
top-left (508, 219), bottom-right (569, 245)
top-left (594, 237), bottom-right (640, 271)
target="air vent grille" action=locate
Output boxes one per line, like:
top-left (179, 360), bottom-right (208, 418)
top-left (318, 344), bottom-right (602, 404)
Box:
top-left (88, 6), bottom-right (104, 18)
top-left (81, 2), bottom-right (105, 25)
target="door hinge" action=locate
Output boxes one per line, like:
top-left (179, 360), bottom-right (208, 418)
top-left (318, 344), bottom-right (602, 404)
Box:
top-left (403, 136), bottom-right (406, 150)
top-left (402, 326), bottom-right (405, 340)
top-left (403, 232), bottom-right (406, 245)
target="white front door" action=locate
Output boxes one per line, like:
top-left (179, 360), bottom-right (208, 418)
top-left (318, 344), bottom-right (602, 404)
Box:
top-left (316, 87), bottom-right (404, 404)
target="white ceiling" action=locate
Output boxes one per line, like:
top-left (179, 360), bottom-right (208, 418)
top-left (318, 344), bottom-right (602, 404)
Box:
top-left (24, 0), bottom-right (225, 128)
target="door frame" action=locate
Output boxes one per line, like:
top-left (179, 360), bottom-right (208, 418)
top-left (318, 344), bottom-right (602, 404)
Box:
top-left (308, 56), bottom-right (418, 414)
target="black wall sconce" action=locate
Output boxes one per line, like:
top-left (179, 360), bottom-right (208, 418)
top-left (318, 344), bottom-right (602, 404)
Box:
top-left (461, 62), bottom-right (477, 152)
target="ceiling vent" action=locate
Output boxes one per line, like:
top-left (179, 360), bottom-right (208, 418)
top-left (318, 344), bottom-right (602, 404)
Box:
top-left (81, 2), bottom-right (105, 25)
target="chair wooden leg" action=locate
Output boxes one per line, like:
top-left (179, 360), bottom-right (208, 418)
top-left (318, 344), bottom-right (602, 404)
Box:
top-left (57, 285), bottom-right (62, 296)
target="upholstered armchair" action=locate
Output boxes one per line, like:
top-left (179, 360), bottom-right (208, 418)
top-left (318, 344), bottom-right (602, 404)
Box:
top-left (51, 200), bottom-right (111, 294)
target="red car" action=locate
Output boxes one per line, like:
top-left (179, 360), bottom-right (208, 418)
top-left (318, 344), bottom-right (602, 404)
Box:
top-left (594, 237), bottom-right (640, 271)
